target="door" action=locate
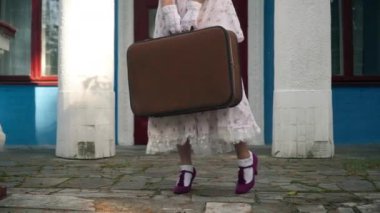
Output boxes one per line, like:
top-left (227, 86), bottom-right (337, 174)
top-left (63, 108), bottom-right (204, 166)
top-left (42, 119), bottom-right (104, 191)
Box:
top-left (133, 0), bottom-right (248, 145)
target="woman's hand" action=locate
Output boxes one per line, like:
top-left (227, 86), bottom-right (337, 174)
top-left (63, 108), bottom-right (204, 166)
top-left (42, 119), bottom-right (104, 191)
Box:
top-left (181, 0), bottom-right (203, 32)
top-left (162, 4), bottom-right (182, 34)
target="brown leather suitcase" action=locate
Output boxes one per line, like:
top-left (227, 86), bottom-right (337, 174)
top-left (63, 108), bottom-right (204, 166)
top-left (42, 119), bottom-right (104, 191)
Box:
top-left (127, 26), bottom-right (242, 117)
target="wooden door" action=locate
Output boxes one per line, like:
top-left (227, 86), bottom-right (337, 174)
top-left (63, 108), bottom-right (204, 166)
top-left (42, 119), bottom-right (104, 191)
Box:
top-left (133, 0), bottom-right (248, 145)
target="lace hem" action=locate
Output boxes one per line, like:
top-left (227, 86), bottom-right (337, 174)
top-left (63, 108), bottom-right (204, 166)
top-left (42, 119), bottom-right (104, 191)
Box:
top-left (146, 127), bottom-right (259, 155)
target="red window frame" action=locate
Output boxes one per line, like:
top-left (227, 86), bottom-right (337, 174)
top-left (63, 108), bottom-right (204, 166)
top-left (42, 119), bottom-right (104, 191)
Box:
top-left (0, 0), bottom-right (57, 86)
top-left (332, 0), bottom-right (380, 85)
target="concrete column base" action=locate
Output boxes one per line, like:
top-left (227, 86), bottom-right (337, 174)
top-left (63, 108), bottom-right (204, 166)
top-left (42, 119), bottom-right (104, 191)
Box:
top-left (272, 90), bottom-right (334, 158)
top-left (56, 91), bottom-right (115, 159)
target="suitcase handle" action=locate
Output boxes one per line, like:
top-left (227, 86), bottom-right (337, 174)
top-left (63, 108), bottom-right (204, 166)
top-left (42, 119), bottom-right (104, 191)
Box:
top-left (169, 26), bottom-right (195, 36)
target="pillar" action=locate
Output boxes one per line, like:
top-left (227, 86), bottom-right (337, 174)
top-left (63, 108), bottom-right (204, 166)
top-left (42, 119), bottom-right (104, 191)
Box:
top-left (248, 0), bottom-right (265, 145)
top-left (0, 124), bottom-right (5, 151)
top-left (272, 0), bottom-right (334, 158)
top-left (56, 0), bottom-right (115, 159)
top-left (117, 0), bottom-right (135, 146)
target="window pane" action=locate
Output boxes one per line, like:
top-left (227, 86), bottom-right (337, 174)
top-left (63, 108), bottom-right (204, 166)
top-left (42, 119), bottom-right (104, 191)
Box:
top-left (0, 0), bottom-right (31, 76)
top-left (352, 0), bottom-right (380, 76)
top-left (331, 0), bottom-right (343, 76)
top-left (41, 0), bottom-right (59, 76)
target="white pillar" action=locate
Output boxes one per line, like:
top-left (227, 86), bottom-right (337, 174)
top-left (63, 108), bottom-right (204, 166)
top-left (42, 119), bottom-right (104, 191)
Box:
top-left (272, 0), bottom-right (334, 158)
top-left (0, 124), bottom-right (5, 151)
top-left (248, 0), bottom-right (265, 145)
top-left (56, 0), bottom-right (115, 159)
top-left (117, 0), bottom-right (134, 146)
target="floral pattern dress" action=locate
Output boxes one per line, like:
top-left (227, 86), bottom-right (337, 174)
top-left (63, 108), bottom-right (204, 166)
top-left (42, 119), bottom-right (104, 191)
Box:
top-left (147, 0), bottom-right (261, 155)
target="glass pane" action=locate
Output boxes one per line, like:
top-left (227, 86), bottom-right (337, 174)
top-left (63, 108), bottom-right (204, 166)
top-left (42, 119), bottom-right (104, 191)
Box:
top-left (352, 0), bottom-right (380, 76)
top-left (331, 0), bottom-right (343, 76)
top-left (0, 0), bottom-right (31, 76)
top-left (41, 0), bottom-right (59, 76)
top-left (149, 9), bottom-right (157, 39)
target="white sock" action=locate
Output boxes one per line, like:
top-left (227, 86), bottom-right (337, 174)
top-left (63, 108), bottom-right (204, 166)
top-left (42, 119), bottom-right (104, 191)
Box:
top-left (237, 151), bottom-right (253, 183)
top-left (178, 165), bottom-right (194, 187)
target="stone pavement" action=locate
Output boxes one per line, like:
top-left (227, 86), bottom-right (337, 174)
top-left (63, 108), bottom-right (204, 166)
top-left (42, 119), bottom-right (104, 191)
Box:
top-left (0, 144), bottom-right (379, 213)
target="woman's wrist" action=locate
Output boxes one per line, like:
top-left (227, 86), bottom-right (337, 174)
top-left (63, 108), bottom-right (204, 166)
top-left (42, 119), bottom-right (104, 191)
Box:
top-left (161, 0), bottom-right (175, 6)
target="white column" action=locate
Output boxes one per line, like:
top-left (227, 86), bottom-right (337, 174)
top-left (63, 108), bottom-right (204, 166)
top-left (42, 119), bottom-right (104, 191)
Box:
top-left (0, 124), bottom-right (5, 151)
top-left (117, 0), bottom-right (135, 146)
top-left (272, 0), bottom-right (334, 158)
top-left (56, 0), bottom-right (115, 159)
top-left (248, 0), bottom-right (265, 145)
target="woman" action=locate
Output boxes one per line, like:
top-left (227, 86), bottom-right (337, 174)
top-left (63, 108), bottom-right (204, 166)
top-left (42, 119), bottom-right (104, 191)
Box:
top-left (147, 0), bottom-right (261, 194)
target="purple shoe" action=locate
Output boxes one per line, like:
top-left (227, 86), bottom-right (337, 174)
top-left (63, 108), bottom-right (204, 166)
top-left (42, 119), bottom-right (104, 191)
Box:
top-left (235, 152), bottom-right (258, 194)
top-left (173, 168), bottom-right (196, 194)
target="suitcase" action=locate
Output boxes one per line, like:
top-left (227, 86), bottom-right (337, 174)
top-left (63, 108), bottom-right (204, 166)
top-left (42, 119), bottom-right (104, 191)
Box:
top-left (127, 26), bottom-right (242, 117)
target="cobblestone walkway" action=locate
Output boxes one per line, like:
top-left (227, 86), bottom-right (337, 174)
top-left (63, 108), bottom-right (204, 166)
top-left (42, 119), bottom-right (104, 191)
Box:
top-left (0, 145), bottom-right (379, 212)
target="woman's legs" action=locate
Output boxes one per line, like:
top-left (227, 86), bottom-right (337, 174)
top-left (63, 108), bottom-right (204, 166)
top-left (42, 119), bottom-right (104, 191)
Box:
top-left (234, 141), bottom-right (257, 194)
top-left (234, 141), bottom-right (251, 159)
top-left (177, 140), bottom-right (251, 164)
top-left (177, 140), bottom-right (192, 165)
top-left (174, 140), bottom-right (195, 194)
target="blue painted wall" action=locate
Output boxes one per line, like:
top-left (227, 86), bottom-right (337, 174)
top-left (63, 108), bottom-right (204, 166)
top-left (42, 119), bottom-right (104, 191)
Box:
top-left (332, 86), bottom-right (380, 144)
top-left (0, 85), bottom-right (57, 146)
top-left (264, 0), bottom-right (275, 144)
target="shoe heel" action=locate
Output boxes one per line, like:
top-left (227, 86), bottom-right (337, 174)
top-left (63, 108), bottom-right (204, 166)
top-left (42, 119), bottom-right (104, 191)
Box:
top-left (252, 152), bottom-right (258, 175)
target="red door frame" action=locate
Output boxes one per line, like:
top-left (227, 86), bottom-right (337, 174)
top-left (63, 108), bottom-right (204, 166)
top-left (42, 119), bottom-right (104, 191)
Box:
top-left (133, 0), bottom-right (158, 145)
top-left (133, 0), bottom-right (248, 145)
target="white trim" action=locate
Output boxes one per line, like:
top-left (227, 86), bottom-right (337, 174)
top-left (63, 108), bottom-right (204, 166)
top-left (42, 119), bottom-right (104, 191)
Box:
top-left (248, 0), bottom-right (265, 145)
top-left (117, 0), bottom-right (135, 146)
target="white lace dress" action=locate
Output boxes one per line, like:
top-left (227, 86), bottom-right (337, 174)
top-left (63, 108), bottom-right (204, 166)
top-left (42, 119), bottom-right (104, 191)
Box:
top-left (147, 0), bottom-right (261, 155)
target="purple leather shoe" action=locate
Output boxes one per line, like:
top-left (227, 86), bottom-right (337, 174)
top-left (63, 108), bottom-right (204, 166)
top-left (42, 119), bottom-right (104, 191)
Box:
top-left (173, 168), bottom-right (196, 194)
top-left (235, 152), bottom-right (258, 194)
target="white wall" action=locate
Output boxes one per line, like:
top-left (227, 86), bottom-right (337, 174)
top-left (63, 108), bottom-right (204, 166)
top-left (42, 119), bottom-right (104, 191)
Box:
top-left (56, 0), bottom-right (115, 159)
top-left (117, 0), bottom-right (135, 146)
top-left (272, 0), bottom-right (334, 158)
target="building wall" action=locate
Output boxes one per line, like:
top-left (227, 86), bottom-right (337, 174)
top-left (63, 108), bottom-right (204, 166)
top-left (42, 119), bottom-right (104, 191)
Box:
top-left (1, 1), bottom-right (380, 147)
top-left (2, 86), bottom-right (379, 146)
top-left (332, 86), bottom-right (380, 144)
top-left (0, 85), bottom-right (57, 146)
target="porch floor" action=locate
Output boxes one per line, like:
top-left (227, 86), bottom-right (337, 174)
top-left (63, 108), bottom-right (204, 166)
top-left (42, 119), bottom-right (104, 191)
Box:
top-left (0, 144), bottom-right (379, 212)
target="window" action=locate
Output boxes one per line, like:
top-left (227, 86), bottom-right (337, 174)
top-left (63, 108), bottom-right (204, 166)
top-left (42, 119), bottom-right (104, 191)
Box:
top-left (331, 0), bottom-right (380, 83)
top-left (0, 0), bottom-right (59, 85)
top-left (41, 0), bottom-right (59, 76)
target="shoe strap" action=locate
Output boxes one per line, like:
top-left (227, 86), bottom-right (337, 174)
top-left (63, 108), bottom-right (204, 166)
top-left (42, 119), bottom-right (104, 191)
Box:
top-left (239, 164), bottom-right (253, 169)
top-left (177, 169), bottom-right (194, 187)
top-left (181, 170), bottom-right (195, 175)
